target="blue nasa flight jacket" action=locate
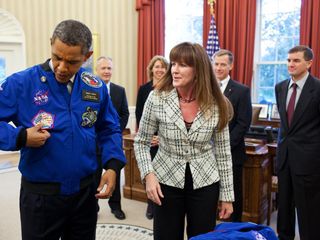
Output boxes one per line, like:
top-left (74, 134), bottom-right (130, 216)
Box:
top-left (0, 60), bottom-right (126, 195)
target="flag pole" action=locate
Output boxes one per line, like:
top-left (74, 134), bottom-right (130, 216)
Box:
top-left (206, 0), bottom-right (220, 59)
top-left (208, 0), bottom-right (216, 17)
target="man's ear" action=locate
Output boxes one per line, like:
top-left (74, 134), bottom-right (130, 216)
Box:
top-left (84, 51), bottom-right (93, 62)
top-left (307, 59), bottom-right (313, 69)
top-left (229, 63), bottom-right (234, 71)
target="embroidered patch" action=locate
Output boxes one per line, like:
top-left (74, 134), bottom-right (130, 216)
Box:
top-left (81, 106), bottom-right (98, 128)
top-left (32, 110), bottom-right (55, 129)
top-left (82, 90), bottom-right (100, 102)
top-left (81, 72), bottom-right (102, 88)
top-left (33, 90), bottom-right (49, 105)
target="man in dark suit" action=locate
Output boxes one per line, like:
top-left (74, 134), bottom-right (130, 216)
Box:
top-left (275, 45), bottom-right (320, 240)
top-left (96, 56), bottom-right (129, 220)
top-left (212, 49), bottom-right (252, 222)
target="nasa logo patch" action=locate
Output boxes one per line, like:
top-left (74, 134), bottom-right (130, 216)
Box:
top-left (33, 90), bottom-right (49, 106)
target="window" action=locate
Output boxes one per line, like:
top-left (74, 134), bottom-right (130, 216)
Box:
top-left (165, 0), bottom-right (203, 58)
top-left (253, 0), bottom-right (301, 104)
top-left (0, 57), bottom-right (5, 85)
top-left (165, 0), bottom-right (301, 105)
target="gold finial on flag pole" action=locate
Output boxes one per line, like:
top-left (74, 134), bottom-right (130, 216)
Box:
top-left (207, 0), bottom-right (216, 16)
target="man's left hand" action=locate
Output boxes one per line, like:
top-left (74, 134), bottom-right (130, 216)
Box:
top-left (95, 169), bottom-right (116, 199)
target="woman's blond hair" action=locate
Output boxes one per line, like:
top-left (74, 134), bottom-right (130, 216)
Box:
top-left (147, 55), bottom-right (169, 80)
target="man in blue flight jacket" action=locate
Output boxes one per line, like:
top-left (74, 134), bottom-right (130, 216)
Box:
top-left (0, 19), bottom-right (126, 240)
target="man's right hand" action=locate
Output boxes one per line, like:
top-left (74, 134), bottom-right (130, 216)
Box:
top-left (26, 124), bottom-right (51, 147)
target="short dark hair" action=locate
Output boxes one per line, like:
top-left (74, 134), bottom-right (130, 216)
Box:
top-left (51, 19), bottom-right (92, 55)
top-left (212, 49), bottom-right (234, 64)
top-left (288, 45), bottom-right (313, 61)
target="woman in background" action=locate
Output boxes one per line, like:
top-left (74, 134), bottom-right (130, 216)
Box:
top-left (135, 55), bottom-right (169, 219)
top-left (134, 42), bottom-right (234, 240)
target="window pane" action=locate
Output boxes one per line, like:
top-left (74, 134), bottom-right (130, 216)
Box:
top-left (277, 37), bottom-right (293, 60)
top-left (276, 64), bottom-right (289, 84)
top-left (258, 64), bottom-right (275, 87)
top-left (261, 13), bottom-right (279, 40)
top-left (278, 0), bottom-right (302, 12)
top-left (0, 57), bottom-right (6, 84)
top-left (254, 0), bottom-right (301, 104)
top-left (165, 0), bottom-right (203, 58)
top-left (261, 40), bottom-right (276, 61)
top-left (258, 87), bottom-right (275, 104)
top-left (261, 0), bottom-right (279, 14)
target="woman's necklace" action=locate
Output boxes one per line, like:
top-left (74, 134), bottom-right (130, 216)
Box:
top-left (178, 95), bottom-right (196, 103)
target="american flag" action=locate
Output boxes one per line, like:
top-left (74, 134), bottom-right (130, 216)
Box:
top-left (206, 15), bottom-right (220, 59)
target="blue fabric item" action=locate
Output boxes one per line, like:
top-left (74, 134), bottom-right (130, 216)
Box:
top-left (0, 62), bottom-right (126, 195)
top-left (190, 222), bottom-right (278, 240)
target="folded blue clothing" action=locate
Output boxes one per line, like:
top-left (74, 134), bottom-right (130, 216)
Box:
top-left (190, 222), bottom-right (278, 240)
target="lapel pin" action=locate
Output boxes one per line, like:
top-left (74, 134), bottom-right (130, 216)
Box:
top-left (40, 76), bottom-right (47, 83)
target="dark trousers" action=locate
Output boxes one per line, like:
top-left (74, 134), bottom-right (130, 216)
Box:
top-left (277, 162), bottom-right (320, 240)
top-left (277, 164), bottom-right (295, 240)
top-left (20, 184), bottom-right (97, 240)
top-left (231, 164), bottom-right (243, 222)
top-left (153, 164), bottom-right (219, 240)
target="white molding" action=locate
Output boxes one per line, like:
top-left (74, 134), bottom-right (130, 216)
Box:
top-left (126, 106), bottom-right (136, 134)
top-left (0, 9), bottom-right (25, 43)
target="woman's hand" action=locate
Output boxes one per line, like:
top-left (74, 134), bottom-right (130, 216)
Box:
top-left (145, 172), bottom-right (164, 206)
top-left (218, 201), bottom-right (233, 219)
top-left (150, 135), bottom-right (159, 147)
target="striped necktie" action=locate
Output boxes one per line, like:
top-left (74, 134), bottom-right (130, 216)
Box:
top-left (287, 83), bottom-right (297, 126)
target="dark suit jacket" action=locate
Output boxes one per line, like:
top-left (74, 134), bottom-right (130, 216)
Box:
top-left (224, 79), bottom-right (252, 166)
top-left (275, 74), bottom-right (320, 174)
top-left (135, 80), bottom-right (154, 127)
top-left (109, 82), bottom-right (129, 131)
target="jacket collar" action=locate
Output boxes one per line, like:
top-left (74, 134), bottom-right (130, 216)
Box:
top-left (288, 74), bottom-right (314, 131)
top-left (279, 75), bottom-right (315, 131)
top-left (223, 79), bottom-right (234, 98)
top-left (163, 89), bottom-right (207, 137)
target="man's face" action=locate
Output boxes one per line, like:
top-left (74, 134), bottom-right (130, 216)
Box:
top-left (287, 51), bottom-right (312, 81)
top-left (212, 55), bottom-right (233, 81)
top-left (96, 58), bottom-right (113, 84)
top-left (51, 38), bottom-right (92, 84)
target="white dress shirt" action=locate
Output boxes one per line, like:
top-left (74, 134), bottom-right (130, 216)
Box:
top-left (219, 75), bottom-right (230, 93)
top-left (286, 72), bottom-right (308, 110)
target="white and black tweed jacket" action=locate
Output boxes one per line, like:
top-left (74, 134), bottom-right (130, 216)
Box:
top-left (134, 89), bottom-right (234, 202)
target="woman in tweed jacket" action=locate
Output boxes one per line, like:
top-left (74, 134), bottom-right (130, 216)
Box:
top-left (134, 42), bottom-right (234, 240)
